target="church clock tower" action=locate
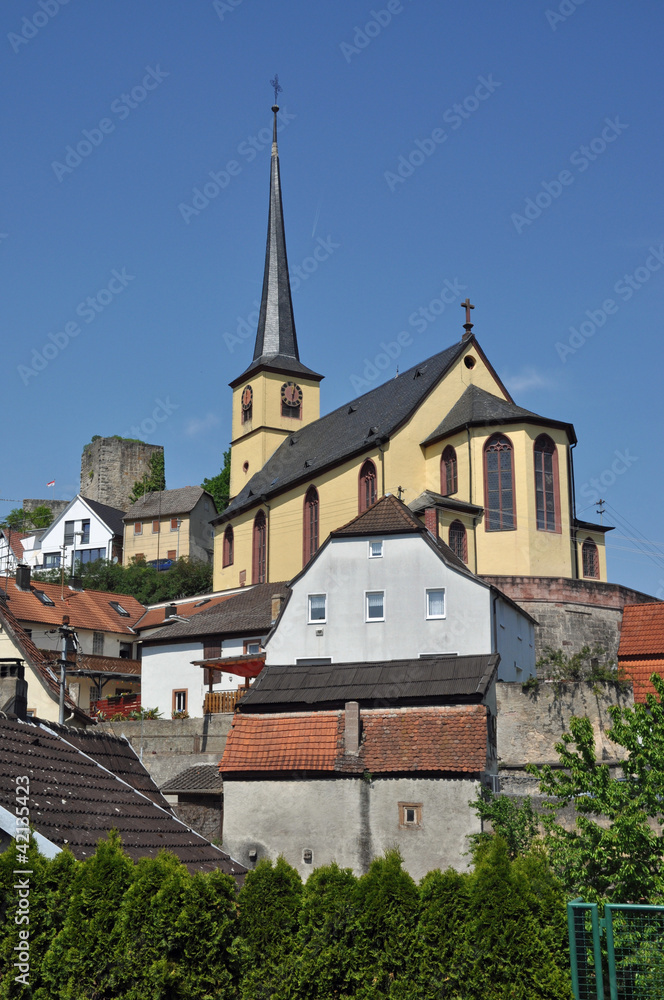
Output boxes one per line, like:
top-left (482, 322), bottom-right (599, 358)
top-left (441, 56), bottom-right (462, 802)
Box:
top-left (228, 98), bottom-right (323, 499)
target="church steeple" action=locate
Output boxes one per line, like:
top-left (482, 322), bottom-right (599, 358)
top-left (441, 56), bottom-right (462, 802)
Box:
top-left (231, 92), bottom-right (322, 386)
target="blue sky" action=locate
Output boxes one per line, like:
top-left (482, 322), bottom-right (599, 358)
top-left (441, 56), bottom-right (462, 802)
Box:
top-left (2, 0), bottom-right (663, 597)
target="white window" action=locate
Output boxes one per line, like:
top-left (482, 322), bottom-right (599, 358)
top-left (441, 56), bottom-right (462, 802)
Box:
top-left (93, 631), bottom-right (104, 655)
top-left (426, 589), bottom-right (446, 619)
top-left (366, 591), bottom-right (384, 621)
top-left (369, 540), bottom-right (383, 558)
top-left (308, 594), bottom-right (327, 623)
top-left (245, 641), bottom-right (261, 655)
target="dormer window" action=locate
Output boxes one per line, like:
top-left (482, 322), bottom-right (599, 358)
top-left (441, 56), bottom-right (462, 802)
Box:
top-left (109, 600), bottom-right (131, 618)
top-left (34, 589), bottom-right (55, 607)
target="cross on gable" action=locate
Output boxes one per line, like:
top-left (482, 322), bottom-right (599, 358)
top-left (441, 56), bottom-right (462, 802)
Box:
top-left (461, 298), bottom-right (475, 325)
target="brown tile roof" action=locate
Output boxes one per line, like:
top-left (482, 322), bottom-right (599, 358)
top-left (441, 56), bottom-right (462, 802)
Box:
top-left (618, 603), bottom-right (664, 657)
top-left (221, 705), bottom-right (487, 775)
top-left (134, 594), bottom-right (235, 632)
top-left (618, 658), bottom-right (664, 704)
top-left (0, 576), bottom-right (145, 634)
top-left (0, 595), bottom-right (86, 721)
top-left (144, 582), bottom-right (290, 642)
top-left (331, 493), bottom-right (426, 537)
top-left (123, 486), bottom-right (215, 521)
top-left (0, 718), bottom-right (245, 877)
top-left (2, 531), bottom-right (29, 560)
top-left (162, 764), bottom-right (224, 794)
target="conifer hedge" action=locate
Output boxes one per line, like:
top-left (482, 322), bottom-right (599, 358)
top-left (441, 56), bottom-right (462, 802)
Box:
top-left (0, 834), bottom-right (573, 999)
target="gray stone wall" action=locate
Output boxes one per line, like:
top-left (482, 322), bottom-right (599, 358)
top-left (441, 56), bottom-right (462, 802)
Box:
top-left (170, 796), bottom-right (222, 843)
top-left (80, 437), bottom-right (164, 512)
top-left (23, 499), bottom-right (69, 518)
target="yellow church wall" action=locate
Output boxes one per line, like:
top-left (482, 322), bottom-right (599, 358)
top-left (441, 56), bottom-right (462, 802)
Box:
top-left (576, 530), bottom-right (607, 582)
top-left (437, 510), bottom-right (478, 573)
top-left (230, 371), bottom-right (321, 497)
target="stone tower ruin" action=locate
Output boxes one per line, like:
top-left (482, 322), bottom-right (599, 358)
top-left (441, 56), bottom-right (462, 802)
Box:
top-left (80, 437), bottom-right (164, 512)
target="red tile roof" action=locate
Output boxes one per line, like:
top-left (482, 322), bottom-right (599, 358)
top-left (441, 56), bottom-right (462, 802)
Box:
top-left (221, 705), bottom-right (487, 775)
top-left (0, 576), bottom-right (145, 634)
top-left (618, 603), bottom-right (664, 657)
top-left (618, 658), bottom-right (664, 704)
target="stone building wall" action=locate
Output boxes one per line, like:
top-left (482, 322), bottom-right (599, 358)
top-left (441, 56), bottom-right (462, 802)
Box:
top-left (482, 575), bottom-right (658, 664)
top-left (22, 499), bottom-right (69, 519)
top-left (80, 437), bottom-right (164, 511)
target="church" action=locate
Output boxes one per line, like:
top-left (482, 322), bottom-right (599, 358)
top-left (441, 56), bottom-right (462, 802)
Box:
top-left (212, 101), bottom-right (611, 615)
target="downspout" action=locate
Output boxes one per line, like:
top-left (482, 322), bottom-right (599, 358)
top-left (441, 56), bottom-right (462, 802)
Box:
top-left (568, 442), bottom-right (579, 579)
top-left (467, 425), bottom-right (478, 574)
top-left (377, 437), bottom-right (388, 496)
top-left (491, 591), bottom-right (498, 655)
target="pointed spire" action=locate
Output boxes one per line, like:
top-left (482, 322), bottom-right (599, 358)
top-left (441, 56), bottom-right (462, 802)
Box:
top-left (252, 102), bottom-right (299, 364)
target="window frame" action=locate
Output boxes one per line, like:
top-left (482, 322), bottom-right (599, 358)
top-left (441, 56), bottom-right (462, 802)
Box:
top-left (172, 689), bottom-right (188, 714)
top-left (134, 521), bottom-right (143, 535)
top-left (222, 525), bottom-right (234, 568)
top-left (398, 802), bottom-right (423, 828)
top-left (308, 593), bottom-right (327, 624)
top-left (92, 631), bottom-right (105, 655)
top-left (152, 520), bottom-right (160, 534)
top-left (365, 590), bottom-right (385, 622)
top-left (252, 510), bottom-right (267, 585)
top-left (441, 445), bottom-right (458, 496)
top-left (425, 588), bottom-right (446, 620)
top-left (448, 520), bottom-right (468, 563)
top-left (533, 434), bottom-right (561, 533)
top-left (170, 517), bottom-right (179, 532)
top-left (483, 433), bottom-right (517, 531)
top-left (358, 459), bottom-right (378, 513)
top-left (303, 486), bottom-right (319, 568)
top-left (582, 537), bottom-right (599, 579)
top-left (368, 540), bottom-right (383, 558)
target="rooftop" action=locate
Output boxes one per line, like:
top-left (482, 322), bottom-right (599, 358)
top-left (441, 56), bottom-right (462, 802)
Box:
top-left (618, 603), bottom-right (664, 657)
top-left (123, 486), bottom-right (215, 521)
top-left (0, 575), bottom-right (145, 634)
top-left (144, 582), bottom-right (289, 643)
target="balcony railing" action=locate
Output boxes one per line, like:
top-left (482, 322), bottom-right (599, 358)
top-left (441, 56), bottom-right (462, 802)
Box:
top-left (203, 689), bottom-right (247, 714)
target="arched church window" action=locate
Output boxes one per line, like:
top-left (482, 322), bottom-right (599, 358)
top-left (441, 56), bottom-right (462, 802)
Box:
top-left (441, 446), bottom-right (458, 496)
top-left (534, 434), bottom-right (559, 532)
top-left (448, 520), bottom-right (467, 563)
top-left (359, 460), bottom-right (377, 513)
top-left (252, 510), bottom-right (267, 584)
top-left (303, 486), bottom-right (319, 567)
top-left (582, 538), bottom-right (599, 579)
top-left (222, 525), bottom-right (234, 568)
top-left (484, 434), bottom-right (515, 531)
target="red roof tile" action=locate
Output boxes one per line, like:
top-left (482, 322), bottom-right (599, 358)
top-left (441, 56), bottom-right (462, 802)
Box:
top-left (618, 658), bottom-right (664, 704)
top-left (221, 705), bottom-right (487, 775)
top-left (0, 576), bottom-right (145, 634)
top-left (618, 603), bottom-right (664, 657)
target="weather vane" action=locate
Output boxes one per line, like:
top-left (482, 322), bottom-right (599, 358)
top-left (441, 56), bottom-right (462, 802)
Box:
top-left (270, 74), bottom-right (282, 106)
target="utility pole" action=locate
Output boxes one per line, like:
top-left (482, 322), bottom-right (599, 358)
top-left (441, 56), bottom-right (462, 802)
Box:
top-left (58, 616), bottom-right (78, 725)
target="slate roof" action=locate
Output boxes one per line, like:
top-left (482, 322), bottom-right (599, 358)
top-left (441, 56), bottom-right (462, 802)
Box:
top-left (409, 490), bottom-right (484, 517)
top-left (0, 718), bottom-right (245, 876)
top-left (123, 486), bottom-right (215, 521)
top-left (216, 340), bottom-right (468, 522)
top-left (236, 654), bottom-right (498, 712)
top-left (0, 594), bottom-right (87, 721)
top-left (133, 593), bottom-right (236, 632)
top-left (421, 384), bottom-right (577, 446)
top-left (143, 582), bottom-right (289, 643)
top-left (81, 496), bottom-right (126, 537)
top-left (618, 603), bottom-right (664, 657)
top-left (221, 704), bottom-right (488, 775)
top-left (162, 764), bottom-right (224, 794)
top-left (0, 576), bottom-right (145, 634)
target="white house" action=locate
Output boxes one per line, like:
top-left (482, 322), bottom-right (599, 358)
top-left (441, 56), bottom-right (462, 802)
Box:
top-left (265, 494), bottom-right (536, 681)
top-left (21, 495), bottom-right (125, 572)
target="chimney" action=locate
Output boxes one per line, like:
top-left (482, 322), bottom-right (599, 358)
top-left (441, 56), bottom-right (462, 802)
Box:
top-left (271, 593), bottom-right (284, 623)
top-left (423, 507), bottom-right (438, 537)
top-left (344, 700), bottom-right (360, 755)
top-left (69, 577), bottom-right (83, 592)
top-left (0, 660), bottom-right (28, 721)
top-left (15, 565), bottom-right (31, 591)
top-left (164, 603), bottom-right (177, 619)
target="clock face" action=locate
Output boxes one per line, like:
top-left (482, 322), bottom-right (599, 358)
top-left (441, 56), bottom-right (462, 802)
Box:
top-left (281, 382), bottom-right (303, 407)
top-left (241, 385), bottom-right (253, 410)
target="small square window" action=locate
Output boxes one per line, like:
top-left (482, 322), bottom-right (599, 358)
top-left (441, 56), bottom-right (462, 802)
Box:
top-left (245, 640), bottom-right (261, 655)
top-left (366, 591), bottom-right (384, 621)
top-left (152, 520), bottom-right (160, 534)
top-left (170, 518), bottom-right (179, 531)
top-left (308, 594), bottom-right (327, 623)
top-left (369, 540), bottom-right (383, 558)
top-left (426, 589), bottom-right (445, 619)
top-left (167, 550), bottom-right (176, 560)
top-left (173, 690), bottom-right (187, 713)
top-left (399, 802), bottom-right (422, 828)
top-left (134, 522), bottom-right (142, 535)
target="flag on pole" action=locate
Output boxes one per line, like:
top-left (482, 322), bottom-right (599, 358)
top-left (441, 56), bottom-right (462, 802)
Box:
top-left (46, 480), bottom-right (55, 487)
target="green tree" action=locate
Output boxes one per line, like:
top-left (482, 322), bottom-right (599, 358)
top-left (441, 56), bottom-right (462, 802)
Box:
top-left (528, 673), bottom-right (664, 903)
top-left (469, 786), bottom-right (540, 859)
top-left (202, 448), bottom-right (231, 512)
top-left (1, 505), bottom-right (53, 531)
top-left (536, 643), bottom-right (625, 687)
top-left (130, 451), bottom-right (166, 503)
top-left (33, 555), bottom-right (213, 604)
top-left (412, 867), bottom-right (473, 1000)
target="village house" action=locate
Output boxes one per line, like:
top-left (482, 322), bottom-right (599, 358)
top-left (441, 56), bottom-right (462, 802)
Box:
top-left (618, 602), bottom-right (664, 703)
top-left (20, 494), bottom-right (125, 572)
top-left (122, 486), bottom-right (217, 569)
